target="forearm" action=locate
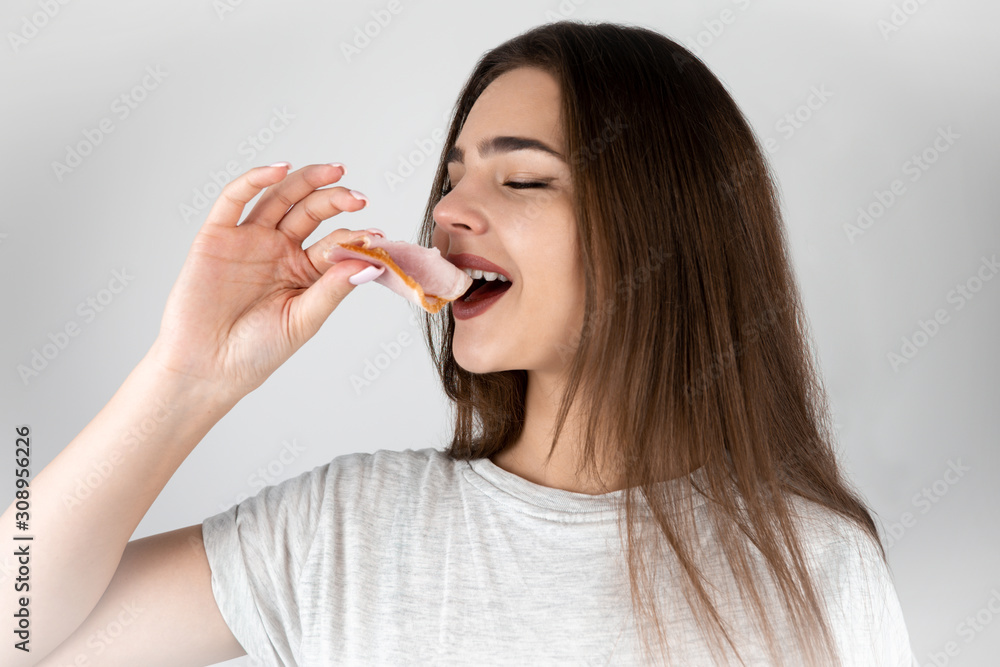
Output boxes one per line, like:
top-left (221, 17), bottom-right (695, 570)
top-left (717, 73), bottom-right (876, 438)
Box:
top-left (0, 348), bottom-right (240, 662)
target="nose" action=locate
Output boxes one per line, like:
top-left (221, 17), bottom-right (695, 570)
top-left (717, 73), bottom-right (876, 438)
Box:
top-left (432, 185), bottom-right (489, 237)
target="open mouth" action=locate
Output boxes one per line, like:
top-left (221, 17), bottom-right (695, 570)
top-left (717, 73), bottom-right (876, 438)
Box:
top-left (461, 275), bottom-right (514, 302)
top-left (452, 269), bottom-right (514, 320)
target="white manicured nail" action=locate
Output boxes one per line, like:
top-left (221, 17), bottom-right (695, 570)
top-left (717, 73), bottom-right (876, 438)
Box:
top-left (349, 264), bottom-right (384, 286)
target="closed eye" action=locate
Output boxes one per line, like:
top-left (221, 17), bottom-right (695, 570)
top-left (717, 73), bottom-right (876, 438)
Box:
top-left (504, 181), bottom-right (549, 189)
top-left (440, 180), bottom-right (550, 196)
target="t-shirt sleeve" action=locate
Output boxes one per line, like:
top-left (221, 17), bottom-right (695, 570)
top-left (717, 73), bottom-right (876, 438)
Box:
top-left (200, 457), bottom-right (336, 666)
top-left (812, 521), bottom-right (917, 666)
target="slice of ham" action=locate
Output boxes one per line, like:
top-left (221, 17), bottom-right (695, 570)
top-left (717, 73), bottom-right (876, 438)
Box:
top-left (326, 235), bottom-right (473, 314)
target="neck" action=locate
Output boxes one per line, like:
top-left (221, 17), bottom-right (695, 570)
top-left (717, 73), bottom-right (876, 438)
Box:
top-left (490, 369), bottom-right (623, 495)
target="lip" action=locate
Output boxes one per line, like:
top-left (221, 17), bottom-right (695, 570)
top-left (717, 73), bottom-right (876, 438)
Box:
top-left (452, 289), bottom-right (508, 320)
top-left (445, 253), bottom-right (514, 321)
top-left (444, 253), bottom-right (513, 282)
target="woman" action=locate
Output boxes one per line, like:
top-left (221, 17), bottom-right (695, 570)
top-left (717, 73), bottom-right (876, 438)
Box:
top-left (7, 21), bottom-right (913, 666)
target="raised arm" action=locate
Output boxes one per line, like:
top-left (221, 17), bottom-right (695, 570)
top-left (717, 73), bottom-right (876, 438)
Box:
top-left (1, 163), bottom-right (383, 665)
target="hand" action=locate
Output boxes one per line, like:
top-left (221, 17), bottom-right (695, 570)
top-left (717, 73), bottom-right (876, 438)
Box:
top-left (148, 163), bottom-right (382, 401)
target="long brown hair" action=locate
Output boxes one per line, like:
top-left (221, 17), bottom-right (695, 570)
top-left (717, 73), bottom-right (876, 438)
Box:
top-left (416, 20), bottom-right (883, 666)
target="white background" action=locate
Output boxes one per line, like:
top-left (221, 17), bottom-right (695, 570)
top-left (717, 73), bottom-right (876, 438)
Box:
top-left (1, 1), bottom-right (997, 665)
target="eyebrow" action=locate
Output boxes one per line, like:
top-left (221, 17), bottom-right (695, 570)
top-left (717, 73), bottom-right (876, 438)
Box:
top-left (444, 135), bottom-right (566, 164)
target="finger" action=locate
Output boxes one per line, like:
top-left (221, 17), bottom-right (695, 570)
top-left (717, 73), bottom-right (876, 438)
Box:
top-left (242, 163), bottom-right (346, 229)
top-left (292, 256), bottom-right (385, 342)
top-left (202, 163), bottom-right (292, 228)
top-left (275, 186), bottom-right (369, 243)
top-left (303, 227), bottom-right (384, 274)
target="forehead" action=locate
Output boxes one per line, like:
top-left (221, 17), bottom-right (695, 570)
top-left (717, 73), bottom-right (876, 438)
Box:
top-left (458, 66), bottom-right (565, 151)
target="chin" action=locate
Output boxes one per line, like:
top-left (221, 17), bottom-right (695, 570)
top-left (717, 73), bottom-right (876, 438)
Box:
top-left (452, 334), bottom-right (511, 375)
top-left (452, 349), bottom-right (500, 375)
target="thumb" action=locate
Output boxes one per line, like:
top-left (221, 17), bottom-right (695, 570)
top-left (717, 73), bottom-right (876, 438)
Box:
top-left (295, 259), bottom-right (384, 337)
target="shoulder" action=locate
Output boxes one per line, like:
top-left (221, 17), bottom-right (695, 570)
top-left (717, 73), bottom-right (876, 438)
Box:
top-left (783, 495), bottom-right (885, 571)
top-left (227, 446), bottom-right (460, 521)
top-left (783, 495), bottom-right (916, 666)
top-left (323, 446), bottom-right (458, 484)
top-left (316, 446), bottom-right (463, 505)
top-left (782, 494), bottom-right (892, 606)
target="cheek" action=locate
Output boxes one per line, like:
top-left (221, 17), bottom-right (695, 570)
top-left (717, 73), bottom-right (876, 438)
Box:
top-left (552, 255), bottom-right (586, 333)
top-left (519, 253), bottom-right (585, 318)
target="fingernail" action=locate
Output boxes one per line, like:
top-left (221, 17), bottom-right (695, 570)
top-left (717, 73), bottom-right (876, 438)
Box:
top-left (327, 162), bottom-right (346, 173)
top-left (268, 161), bottom-right (292, 169)
top-left (349, 189), bottom-right (370, 206)
top-left (349, 264), bottom-right (385, 286)
top-left (365, 228), bottom-right (386, 238)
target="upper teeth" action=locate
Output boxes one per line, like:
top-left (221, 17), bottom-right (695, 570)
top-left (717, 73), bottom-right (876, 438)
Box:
top-left (463, 268), bottom-right (508, 282)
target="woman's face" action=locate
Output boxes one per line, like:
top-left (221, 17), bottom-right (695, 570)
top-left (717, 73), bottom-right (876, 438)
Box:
top-left (432, 66), bottom-right (584, 375)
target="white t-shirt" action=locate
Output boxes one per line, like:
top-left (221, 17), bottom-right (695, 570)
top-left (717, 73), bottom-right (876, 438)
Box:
top-left (201, 447), bottom-right (915, 665)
